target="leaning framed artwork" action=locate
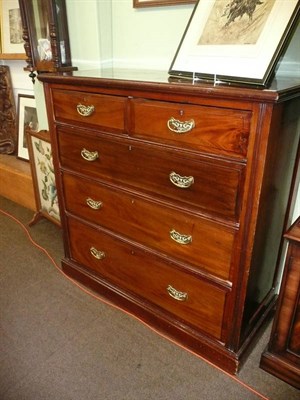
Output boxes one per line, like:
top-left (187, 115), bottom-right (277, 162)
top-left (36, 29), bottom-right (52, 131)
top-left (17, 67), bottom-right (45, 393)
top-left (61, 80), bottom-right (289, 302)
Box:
top-left (0, 0), bottom-right (24, 54)
top-left (133, 0), bottom-right (195, 7)
top-left (27, 129), bottom-right (61, 226)
top-left (169, 0), bottom-right (300, 87)
top-left (17, 94), bottom-right (38, 161)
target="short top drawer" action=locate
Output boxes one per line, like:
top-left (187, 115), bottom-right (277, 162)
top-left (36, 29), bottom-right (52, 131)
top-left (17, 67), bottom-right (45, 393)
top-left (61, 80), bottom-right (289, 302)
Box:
top-left (68, 216), bottom-right (227, 340)
top-left (52, 89), bottom-right (126, 132)
top-left (130, 99), bottom-right (251, 158)
top-left (58, 127), bottom-right (245, 222)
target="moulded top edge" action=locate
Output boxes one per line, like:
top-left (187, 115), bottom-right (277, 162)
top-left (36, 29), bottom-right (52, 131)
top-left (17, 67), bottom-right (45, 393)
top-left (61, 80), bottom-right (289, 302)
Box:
top-left (37, 68), bottom-right (300, 103)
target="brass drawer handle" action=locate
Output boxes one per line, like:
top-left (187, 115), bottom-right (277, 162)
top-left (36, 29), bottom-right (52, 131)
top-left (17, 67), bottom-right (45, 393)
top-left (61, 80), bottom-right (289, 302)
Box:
top-left (167, 285), bottom-right (188, 302)
top-left (170, 229), bottom-right (192, 245)
top-left (77, 103), bottom-right (95, 117)
top-left (86, 198), bottom-right (102, 210)
top-left (167, 117), bottom-right (195, 134)
top-left (90, 246), bottom-right (105, 260)
top-left (169, 171), bottom-right (194, 188)
top-left (81, 148), bottom-right (99, 162)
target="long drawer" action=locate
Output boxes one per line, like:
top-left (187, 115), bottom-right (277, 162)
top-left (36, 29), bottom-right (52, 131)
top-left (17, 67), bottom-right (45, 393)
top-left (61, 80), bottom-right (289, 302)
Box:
top-left (63, 172), bottom-right (236, 280)
top-left (58, 127), bottom-right (245, 222)
top-left (67, 216), bottom-right (228, 340)
top-left (130, 98), bottom-right (251, 159)
top-left (52, 89), bottom-right (127, 132)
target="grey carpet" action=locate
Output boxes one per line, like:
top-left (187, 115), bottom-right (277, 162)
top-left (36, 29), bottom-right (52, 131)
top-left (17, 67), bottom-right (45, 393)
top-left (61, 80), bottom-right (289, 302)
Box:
top-left (0, 196), bottom-right (299, 400)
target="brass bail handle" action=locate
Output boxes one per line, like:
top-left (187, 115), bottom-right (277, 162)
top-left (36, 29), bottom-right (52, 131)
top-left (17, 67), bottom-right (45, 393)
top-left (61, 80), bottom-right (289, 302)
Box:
top-left (90, 247), bottom-right (105, 260)
top-left (167, 285), bottom-right (188, 301)
top-left (77, 103), bottom-right (95, 117)
top-left (169, 171), bottom-right (194, 189)
top-left (86, 198), bottom-right (103, 210)
top-left (167, 117), bottom-right (195, 134)
top-left (81, 148), bottom-right (99, 162)
top-left (170, 229), bottom-right (192, 245)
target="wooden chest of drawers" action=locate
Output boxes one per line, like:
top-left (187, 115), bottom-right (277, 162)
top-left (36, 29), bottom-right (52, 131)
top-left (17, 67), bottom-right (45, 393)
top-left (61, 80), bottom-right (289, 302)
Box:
top-left (260, 217), bottom-right (300, 388)
top-left (39, 69), bottom-right (300, 374)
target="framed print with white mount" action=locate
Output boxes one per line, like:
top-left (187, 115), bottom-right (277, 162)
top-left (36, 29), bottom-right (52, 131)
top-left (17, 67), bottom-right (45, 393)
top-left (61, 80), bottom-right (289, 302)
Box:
top-left (0, 0), bottom-right (24, 54)
top-left (169, 0), bottom-right (300, 87)
top-left (17, 94), bottom-right (38, 161)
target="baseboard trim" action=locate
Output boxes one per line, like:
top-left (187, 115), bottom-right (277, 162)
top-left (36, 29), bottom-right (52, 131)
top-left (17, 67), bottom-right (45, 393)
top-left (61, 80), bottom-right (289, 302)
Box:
top-left (0, 154), bottom-right (35, 211)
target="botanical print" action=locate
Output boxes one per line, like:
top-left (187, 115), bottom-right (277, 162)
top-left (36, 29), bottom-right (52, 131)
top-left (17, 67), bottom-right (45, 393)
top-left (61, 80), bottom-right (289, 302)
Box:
top-left (32, 137), bottom-right (60, 222)
top-left (199, 0), bottom-right (276, 45)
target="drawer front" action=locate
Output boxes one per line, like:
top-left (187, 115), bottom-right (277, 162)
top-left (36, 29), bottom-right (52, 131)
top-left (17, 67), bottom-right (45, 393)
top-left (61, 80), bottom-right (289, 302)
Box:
top-left (58, 128), bottom-right (245, 221)
top-left (130, 99), bottom-right (251, 158)
top-left (63, 173), bottom-right (235, 280)
top-left (67, 216), bottom-right (227, 339)
top-left (52, 89), bottom-right (126, 131)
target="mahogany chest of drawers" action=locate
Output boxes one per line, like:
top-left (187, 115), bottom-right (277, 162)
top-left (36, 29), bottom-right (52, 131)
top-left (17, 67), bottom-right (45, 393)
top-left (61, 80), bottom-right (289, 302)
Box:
top-left (260, 217), bottom-right (300, 388)
top-left (39, 70), bottom-right (300, 374)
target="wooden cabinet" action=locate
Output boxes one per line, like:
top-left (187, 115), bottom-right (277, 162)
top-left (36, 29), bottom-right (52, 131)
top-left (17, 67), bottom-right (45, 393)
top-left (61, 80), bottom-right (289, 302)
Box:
top-left (38, 69), bottom-right (300, 374)
top-left (260, 218), bottom-right (300, 388)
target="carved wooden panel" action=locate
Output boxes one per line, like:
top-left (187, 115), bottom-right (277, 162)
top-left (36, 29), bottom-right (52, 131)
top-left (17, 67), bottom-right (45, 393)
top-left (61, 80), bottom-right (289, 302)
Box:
top-left (0, 66), bottom-right (17, 154)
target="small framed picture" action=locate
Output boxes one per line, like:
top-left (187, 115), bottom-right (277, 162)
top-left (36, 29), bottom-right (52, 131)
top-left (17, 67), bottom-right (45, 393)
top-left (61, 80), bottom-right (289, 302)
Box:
top-left (27, 129), bottom-right (61, 226)
top-left (0, 0), bottom-right (24, 54)
top-left (169, 0), bottom-right (300, 87)
top-left (17, 94), bottom-right (39, 161)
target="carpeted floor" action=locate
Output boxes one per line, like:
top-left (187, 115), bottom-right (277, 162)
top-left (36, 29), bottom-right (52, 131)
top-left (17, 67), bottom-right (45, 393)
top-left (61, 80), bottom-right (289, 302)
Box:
top-left (0, 196), bottom-right (299, 400)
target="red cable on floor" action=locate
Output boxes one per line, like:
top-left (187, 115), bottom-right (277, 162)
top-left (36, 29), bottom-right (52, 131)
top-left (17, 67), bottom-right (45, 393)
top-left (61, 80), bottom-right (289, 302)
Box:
top-left (0, 207), bottom-right (270, 400)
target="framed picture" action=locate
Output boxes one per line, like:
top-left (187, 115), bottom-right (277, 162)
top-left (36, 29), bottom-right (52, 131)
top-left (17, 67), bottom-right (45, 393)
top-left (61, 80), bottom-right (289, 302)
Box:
top-left (133, 0), bottom-right (195, 7)
top-left (0, 0), bottom-right (24, 54)
top-left (27, 129), bottom-right (61, 227)
top-left (169, 0), bottom-right (300, 87)
top-left (17, 95), bottom-right (39, 161)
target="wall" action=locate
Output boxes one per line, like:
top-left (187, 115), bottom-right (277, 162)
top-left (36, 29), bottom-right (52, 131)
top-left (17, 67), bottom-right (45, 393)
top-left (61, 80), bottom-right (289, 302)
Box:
top-left (110, 1), bottom-right (193, 70)
top-left (66, 0), bottom-right (194, 71)
top-left (66, 0), bottom-right (110, 70)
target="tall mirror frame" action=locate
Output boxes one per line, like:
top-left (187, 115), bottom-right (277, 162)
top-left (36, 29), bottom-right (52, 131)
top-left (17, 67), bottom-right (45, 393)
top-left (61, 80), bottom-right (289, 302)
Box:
top-left (19, 0), bottom-right (77, 80)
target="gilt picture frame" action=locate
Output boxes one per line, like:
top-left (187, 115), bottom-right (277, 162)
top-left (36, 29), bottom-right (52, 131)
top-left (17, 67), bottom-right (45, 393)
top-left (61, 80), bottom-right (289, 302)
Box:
top-left (133, 0), bottom-right (195, 7)
top-left (17, 95), bottom-right (39, 161)
top-left (27, 129), bottom-right (61, 227)
top-left (0, 0), bottom-right (24, 54)
top-left (169, 0), bottom-right (300, 87)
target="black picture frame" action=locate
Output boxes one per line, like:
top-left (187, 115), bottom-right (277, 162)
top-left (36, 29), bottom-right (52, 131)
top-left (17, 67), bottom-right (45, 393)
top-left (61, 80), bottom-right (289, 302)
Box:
top-left (169, 0), bottom-right (300, 87)
top-left (17, 94), bottom-right (38, 161)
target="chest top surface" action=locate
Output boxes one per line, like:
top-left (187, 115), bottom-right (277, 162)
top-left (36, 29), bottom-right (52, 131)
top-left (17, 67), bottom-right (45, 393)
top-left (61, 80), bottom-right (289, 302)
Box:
top-left (38, 68), bottom-right (300, 104)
